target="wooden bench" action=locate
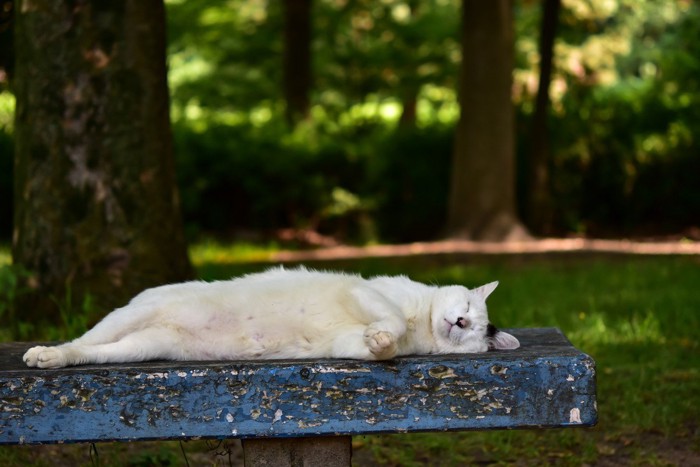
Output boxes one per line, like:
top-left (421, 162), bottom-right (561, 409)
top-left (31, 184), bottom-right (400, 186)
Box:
top-left (0, 328), bottom-right (596, 465)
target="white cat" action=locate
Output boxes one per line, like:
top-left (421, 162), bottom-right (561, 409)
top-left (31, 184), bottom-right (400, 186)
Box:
top-left (23, 267), bottom-right (519, 369)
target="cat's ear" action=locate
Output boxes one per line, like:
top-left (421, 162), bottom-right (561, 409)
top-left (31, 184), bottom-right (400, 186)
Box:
top-left (472, 281), bottom-right (499, 300)
top-left (489, 330), bottom-right (520, 350)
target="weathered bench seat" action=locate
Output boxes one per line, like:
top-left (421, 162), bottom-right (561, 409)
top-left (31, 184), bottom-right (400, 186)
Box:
top-left (0, 328), bottom-right (596, 463)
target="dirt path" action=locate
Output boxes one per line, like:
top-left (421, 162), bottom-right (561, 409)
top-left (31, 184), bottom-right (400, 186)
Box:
top-left (270, 237), bottom-right (700, 262)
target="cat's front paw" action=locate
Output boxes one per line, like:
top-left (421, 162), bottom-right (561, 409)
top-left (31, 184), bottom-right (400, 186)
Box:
top-left (364, 329), bottom-right (398, 359)
top-left (23, 346), bottom-right (68, 369)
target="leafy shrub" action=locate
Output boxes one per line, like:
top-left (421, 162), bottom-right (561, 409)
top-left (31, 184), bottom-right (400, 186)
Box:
top-left (173, 119), bottom-right (374, 240)
top-left (0, 264), bottom-right (30, 340)
top-left (367, 126), bottom-right (452, 242)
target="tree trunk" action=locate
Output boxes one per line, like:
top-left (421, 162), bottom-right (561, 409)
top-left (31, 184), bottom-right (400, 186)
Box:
top-left (398, 0), bottom-right (420, 129)
top-left (526, 0), bottom-right (561, 235)
top-left (447, 0), bottom-right (528, 241)
top-left (283, 0), bottom-right (312, 126)
top-left (13, 0), bottom-right (193, 325)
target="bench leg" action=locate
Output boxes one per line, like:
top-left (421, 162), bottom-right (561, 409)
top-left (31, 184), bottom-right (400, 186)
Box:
top-left (242, 435), bottom-right (352, 466)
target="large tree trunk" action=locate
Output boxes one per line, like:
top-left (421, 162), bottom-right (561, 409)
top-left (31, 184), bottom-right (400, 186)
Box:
top-left (283, 0), bottom-right (312, 126)
top-left (13, 0), bottom-right (193, 325)
top-left (447, 0), bottom-right (528, 241)
top-left (526, 0), bottom-right (561, 235)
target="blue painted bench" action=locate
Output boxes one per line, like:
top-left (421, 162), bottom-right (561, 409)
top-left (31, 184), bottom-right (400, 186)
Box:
top-left (0, 328), bottom-right (596, 465)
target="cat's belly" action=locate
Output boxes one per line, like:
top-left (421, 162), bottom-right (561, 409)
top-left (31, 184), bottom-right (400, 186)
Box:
top-left (180, 306), bottom-right (363, 360)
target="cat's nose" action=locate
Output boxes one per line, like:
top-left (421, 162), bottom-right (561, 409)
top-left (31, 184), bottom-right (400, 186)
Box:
top-left (456, 317), bottom-right (468, 328)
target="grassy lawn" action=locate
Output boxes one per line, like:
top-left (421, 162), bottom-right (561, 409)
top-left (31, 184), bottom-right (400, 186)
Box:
top-left (1, 246), bottom-right (699, 465)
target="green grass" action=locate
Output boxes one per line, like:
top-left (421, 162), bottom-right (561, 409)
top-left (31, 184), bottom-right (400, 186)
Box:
top-left (2, 250), bottom-right (699, 465)
top-left (189, 238), bottom-right (281, 266)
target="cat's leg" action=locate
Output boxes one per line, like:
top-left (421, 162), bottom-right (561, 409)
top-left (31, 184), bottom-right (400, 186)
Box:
top-left (70, 305), bottom-right (153, 346)
top-left (330, 327), bottom-right (373, 360)
top-left (351, 285), bottom-right (407, 359)
top-left (23, 327), bottom-right (184, 369)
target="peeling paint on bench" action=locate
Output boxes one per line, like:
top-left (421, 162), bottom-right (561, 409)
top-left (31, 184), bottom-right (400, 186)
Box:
top-left (0, 328), bottom-right (596, 445)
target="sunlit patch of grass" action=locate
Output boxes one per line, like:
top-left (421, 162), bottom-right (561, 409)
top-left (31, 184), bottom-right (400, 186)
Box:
top-left (188, 239), bottom-right (280, 266)
top-left (570, 311), bottom-right (667, 347)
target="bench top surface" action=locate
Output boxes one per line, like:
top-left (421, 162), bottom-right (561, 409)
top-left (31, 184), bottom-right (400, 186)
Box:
top-left (0, 327), bottom-right (582, 375)
top-left (0, 328), bottom-right (597, 444)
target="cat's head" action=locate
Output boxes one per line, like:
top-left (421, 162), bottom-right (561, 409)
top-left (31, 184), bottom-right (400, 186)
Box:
top-left (430, 281), bottom-right (519, 353)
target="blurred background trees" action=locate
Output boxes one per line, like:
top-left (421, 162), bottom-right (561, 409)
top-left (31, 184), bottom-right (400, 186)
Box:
top-left (1, 0), bottom-right (699, 248)
top-left (165, 0), bottom-right (700, 242)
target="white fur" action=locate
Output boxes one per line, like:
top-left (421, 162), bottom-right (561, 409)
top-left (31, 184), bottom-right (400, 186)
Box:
top-left (23, 267), bottom-right (519, 368)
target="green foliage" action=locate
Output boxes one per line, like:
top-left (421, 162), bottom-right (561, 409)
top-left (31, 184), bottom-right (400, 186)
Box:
top-left (0, 262), bottom-right (98, 341)
top-left (167, 0), bottom-right (284, 112)
top-left (0, 242), bottom-right (98, 341)
top-left (164, 0), bottom-right (700, 241)
top-left (172, 98), bottom-right (456, 242)
top-left (164, 0), bottom-right (464, 242)
top-left (0, 92), bottom-right (12, 240)
top-left (367, 125), bottom-right (453, 241)
top-left (0, 263), bottom-right (30, 341)
top-left (525, 0), bottom-right (700, 235)
top-left (312, 0), bottom-right (461, 111)
top-left (47, 286), bottom-right (94, 341)
top-left (173, 117), bottom-right (376, 240)
top-left (2, 0), bottom-right (700, 243)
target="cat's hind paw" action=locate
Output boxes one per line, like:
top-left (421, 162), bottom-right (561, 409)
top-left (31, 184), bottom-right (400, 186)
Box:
top-left (23, 346), bottom-right (69, 369)
top-left (23, 346), bottom-right (46, 367)
top-left (364, 329), bottom-right (398, 359)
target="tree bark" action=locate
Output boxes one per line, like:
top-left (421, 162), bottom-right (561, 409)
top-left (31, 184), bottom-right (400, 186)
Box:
top-left (13, 0), bottom-right (193, 324)
top-left (283, 0), bottom-right (312, 126)
top-left (447, 0), bottom-right (528, 241)
top-left (526, 0), bottom-right (561, 235)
